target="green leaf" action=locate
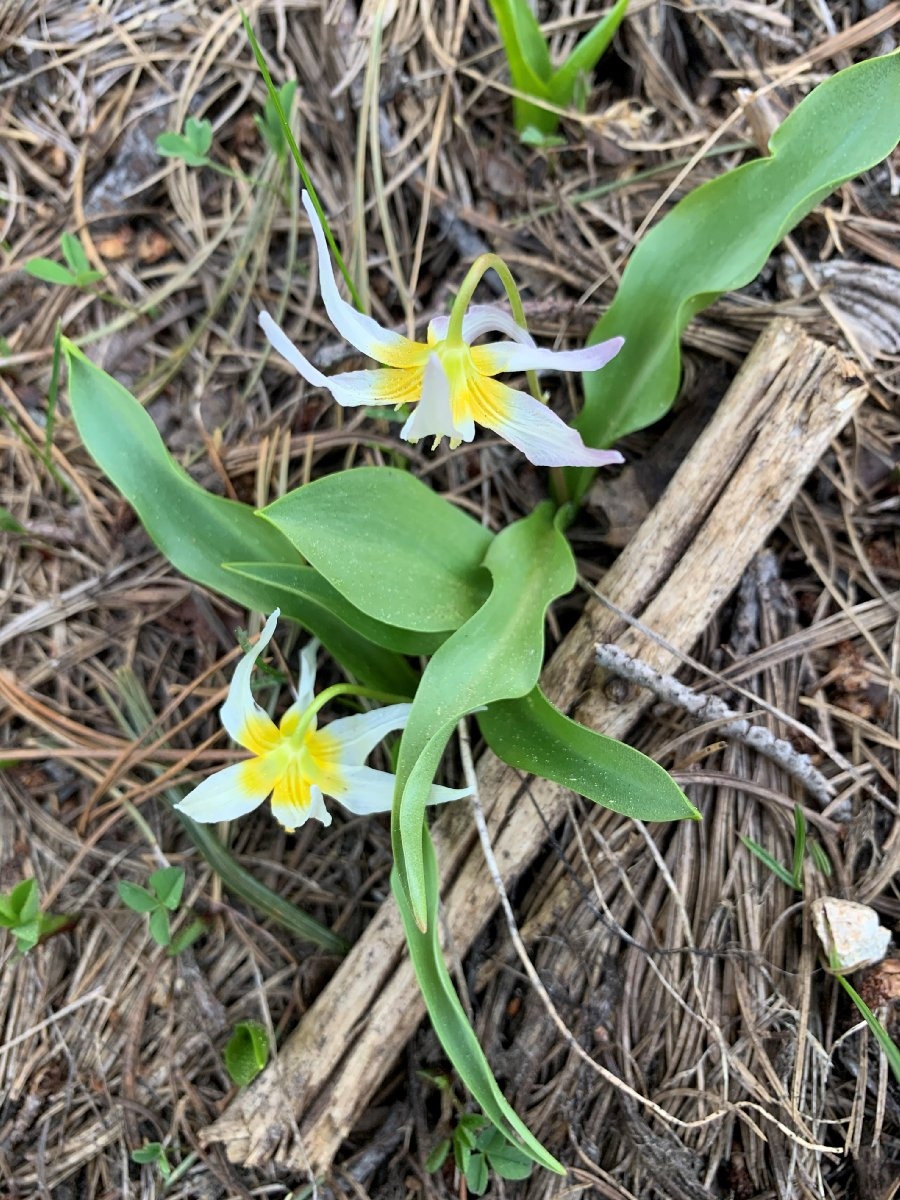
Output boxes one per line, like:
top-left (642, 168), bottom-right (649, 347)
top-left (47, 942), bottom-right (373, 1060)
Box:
top-left (63, 342), bottom-right (414, 694)
top-left (425, 1138), bottom-right (451, 1173)
top-left (791, 804), bottom-right (807, 890)
top-left (835, 974), bottom-right (900, 1085)
top-left (37, 912), bottom-right (69, 940)
top-left (256, 80), bottom-right (298, 158)
top-left (465, 1153), bottom-right (490, 1195)
top-left (549, 0), bottom-right (628, 107)
top-left (260, 467), bottom-right (493, 633)
top-left (394, 503), bottom-right (575, 926)
top-left (149, 866), bottom-right (185, 910)
top-left (488, 0), bottom-right (554, 135)
top-left (149, 907), bottom-right (172, 947)
top-left (226, 562), bottom-right (445, 656)
top-left (14, 920), bottom-right (41, 954)
top-left (740, 836), bottom-right (797, 889)
top-left (156, 118), bottom-right (213, 167)
top-left (13, 878), bottom-right (39, 923)
top-left (60, 231), bottom-right (89, 276)
top-left (185, 116), bottom-right (213, 156)
top-left (168, 916), bottom-right (207, 957)
top-left (575, 52), bottom-right (900, 501)
top-left (23, 258), bottom-right (78, 285)
top-left (487, 1140), bottom-right (534, 1181)
top-left (224, 1020), bottom-right (270, 1086)
top-left (392, 828), bottom-right (564, 1175)
top-left (478, 686), bottom-right (699, 822)
top-left (117, 881), bottom-right (160, 914)
top-left (0, 504), bottom-right (26, 533)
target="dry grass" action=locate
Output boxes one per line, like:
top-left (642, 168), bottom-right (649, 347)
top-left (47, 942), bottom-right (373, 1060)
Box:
top-left (1, 1), bottom-right (899, 1197)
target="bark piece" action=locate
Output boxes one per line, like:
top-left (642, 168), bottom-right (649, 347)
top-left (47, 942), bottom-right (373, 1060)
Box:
top-left (200, 319), bottom-right (866, 1171)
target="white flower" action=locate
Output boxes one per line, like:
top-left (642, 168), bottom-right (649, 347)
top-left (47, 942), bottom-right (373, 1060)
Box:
top-left (175, 612), bottom-right (469, 832)
top-left (260, 191), bottom-right (625, 468)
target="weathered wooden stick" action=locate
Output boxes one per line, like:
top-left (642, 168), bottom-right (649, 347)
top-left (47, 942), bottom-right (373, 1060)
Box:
top-left (201, 320), bottom-right (866, 1171)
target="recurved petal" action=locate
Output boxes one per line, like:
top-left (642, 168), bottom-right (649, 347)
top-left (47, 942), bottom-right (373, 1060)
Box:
top-left (324, 703), bottom-right (412, 766)
top-left (174, 759), bottom-right (275, 824)
top-left (329, 764), bottom-right (398, 814)
top-left (301, 191), bottom-right (427, 369)
top-left (400, 354), bottom-right (475, 444)
top-left (261, 312), bottom-right (426, 409)
top-left (472, 335), bottom-right (624, 377)
top-left (475, 377), bottom-right (626, 468)
top-left (426, 782), bottom-right (474, 805)
top-left (220, 611), bottom-right (282, 754)
top-left (296, 638), bottom-right (320, 713)
top-left (428, 304), bottom-right (537, 348)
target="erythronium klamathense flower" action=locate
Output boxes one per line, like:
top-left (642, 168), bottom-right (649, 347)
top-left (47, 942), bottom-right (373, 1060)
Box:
top-left (175, 612), bottom-right (470, 832)
top-left (259, 191), bottom-right (626, 468)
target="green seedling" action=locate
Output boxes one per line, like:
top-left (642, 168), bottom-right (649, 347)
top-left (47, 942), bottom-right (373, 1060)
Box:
top-left (255, 80), bottom-right (298, 162)
top-left (118, 866), bottom-right (205, 954)
top-left (224, 1020), bottom-right (270, 1086)
top-left (24, 231), bottom-right (104, 288)
top-left (0, 879), bottom-right (68, 955)
top-left (131, 1141), bottom-right (172, 1182)
top-left (156, 116), bottom-right (214, 167)
top-left (427, 1113), bottom-right (533, 1194)
top-left (743, 806), bottom-right (899, 1084)
top-left (489, 0), bottom-right (628, 138)
top-left (740, 804), bottom-right (826, 892)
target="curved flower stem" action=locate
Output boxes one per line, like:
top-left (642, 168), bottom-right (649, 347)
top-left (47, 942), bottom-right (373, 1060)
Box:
top-left (290, 683), bottom-right (409, 744)
top-left (446, 254), bottom-right (542, 403)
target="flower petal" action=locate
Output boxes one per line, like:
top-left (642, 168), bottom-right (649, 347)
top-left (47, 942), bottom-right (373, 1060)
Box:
top-left (328, 765), bottom-right (472, 816)
top-left (426, 782), bottom-right (474, 805)
top-left (260, 313), bottom-right (425, 409)
top-left (323, 703), bottom-right (412, 766)
top-left (220, 611), bottom-right (282, 754)
top-left (174, 758), bottom-right (278, 823)
top-left (428, 304), bottom-right (537, 348)
top-left (400, 354), bottom-right (475, 444)
top-left (329, 764), bottom-right (398, 814)
top-left (474, 377), bottom-right (625, 468)
top-left (301, 191), bottom-right (426, 369)
top-left (472, 335), bottom-right (624, 376)
top-left (297, 639), bottom-right (319, 712)
top-left (270, 759), bottom-right (332, 831)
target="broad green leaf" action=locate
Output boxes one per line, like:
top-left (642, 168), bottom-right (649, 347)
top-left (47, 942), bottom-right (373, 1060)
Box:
top-left (150, 866), bottom-right (185, 910)
top-left (185, 116), bottom-right (213, 156)
top-left (574, 52), bottom-right (900, 502)
top-left (392, 828), bottom-right (564, 1174)
top-left (466, 1154), bottom-right (490, 1195)
top-left (60, 231), bottom-right (90, 276)
top-left (14, 921), bottom-right (41, 954)
top-left (14, 879), bottom-right (39, 923)
top-left (224, 1020), bottom-right (270, 1086)
top-left (63, 342), bottom-right (414, 694)
top-left (478, 686), bottom-right (698, 822)
top-left (394, 503), bottom-right (575, 927)
top-left (24, 259), bottom-right (78, 285)
top-left (117, 881), bottom-right (159, 914)
top-left (425, 1140), bottom-right (451, 1173)
top-left (261, 468), bottom-right (493, 633)
top-left (167, 916), bottom-right (207, 956)
top-left (226, 562), bottom-right (444, 656)
top-left (149, 907), bottom-right (171, 947)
